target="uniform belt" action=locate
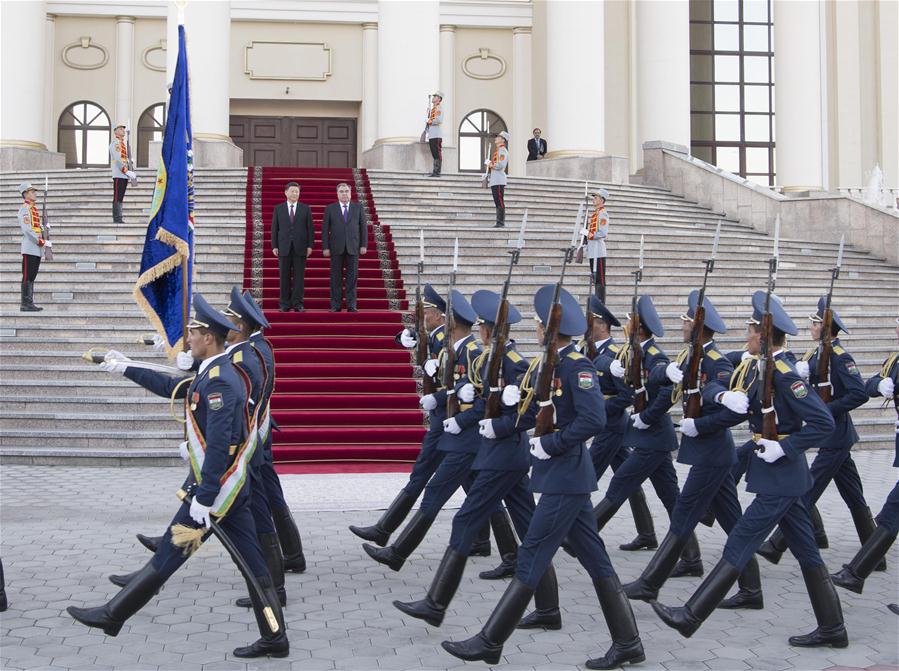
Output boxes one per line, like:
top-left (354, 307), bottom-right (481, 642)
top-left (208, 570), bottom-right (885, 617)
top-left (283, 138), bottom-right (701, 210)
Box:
top-left (604, 394), bottom-right (616, 400)
top-left (752, 433), bottom-right (791, 441)
top-left (460, 403), bottom-right (473, 411)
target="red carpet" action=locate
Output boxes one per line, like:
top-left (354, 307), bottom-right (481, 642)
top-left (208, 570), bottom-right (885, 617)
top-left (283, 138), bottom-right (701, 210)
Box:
top-left (244, 167), bottom-right (426, 469)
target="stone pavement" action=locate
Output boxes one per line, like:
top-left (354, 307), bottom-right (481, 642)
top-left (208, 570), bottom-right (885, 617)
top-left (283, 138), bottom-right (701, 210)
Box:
top-left (1, 451), bottom-right (898, 671)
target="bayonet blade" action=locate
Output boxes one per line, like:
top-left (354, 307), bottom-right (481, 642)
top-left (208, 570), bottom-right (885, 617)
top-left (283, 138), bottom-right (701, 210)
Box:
top-left (452, 237), bottom-right (459, 272)
top-left (711, 220), bottom-right (721, 260)
top-left (419, 229), bottom-right (425, 263)
top-left (516, 209), bottom-right (527, 249)
top-left (836, 234), bottom-right (844, 268)
top-left (570, 203), bottom-right (584, 247)
top-left (639, 235), bottom-right (645, 270)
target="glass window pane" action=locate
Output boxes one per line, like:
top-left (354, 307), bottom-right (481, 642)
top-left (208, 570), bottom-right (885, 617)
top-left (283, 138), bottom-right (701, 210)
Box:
top-left (742, 0), bottom-right (769, 23)
top-left (691, 54), bottom-right (714, 81)
top-left (745, 147), bottom-right (770, 173)
top-left (691, 145), bottom-right (714, 163)
top-left (86, 130), bottom-right (108, 165)
top-left (744, 85), bottom-right (770, 112)
top-left (58, 128), bottom-right (78, 166)
top-left (715, 84), bottom-right (740, 112)
top-left (691, 113), bottom-right (715, 141)
top-left (690, 22), bottom-right (712, 51)
top-left (744, 114), bottom-right (770, 142)
top-left (153, 105), bottom-right (165, 125)
top-left (72, 104), bottom-right (86, 124)
top-left (716, 146), bottom-right (740, 172)
top-left (75, 133), bottom-right (84, 164)
top-left (715, 113), bottom-right (741, 141)
top-left (86, 104), bottom-right (105, 126)
top-left (713, 0), bottom-right (738, 22)
top-left (714, 55), bottom-right (740, 82)
top-left (744, 56), bottom-right (769, 83)
top-left (743, 24), bottom-right (769, 52)
top-left (691, 0), bottom-right (712, 22)
top-left (714, 24), bottom-right (739, 51)
top-left (459, 135), bottom-right (482, 171)
top-left (691, 84), bottom-right (714, 112)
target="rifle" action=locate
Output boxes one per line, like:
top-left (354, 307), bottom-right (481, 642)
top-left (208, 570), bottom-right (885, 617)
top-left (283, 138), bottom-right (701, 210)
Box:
top-left (682, 221), bottom-right (721, 418)
top-left (40, 176), bottom-right (53, 261)
top-left (626, 236), bottom-right (646, 412)
top-left (815, 235), bottom-right (844, 403)
top-left (420, 96), bottom-right (431, 143)
top-left (576, 181), bottom-right (590, 265)
top-left (443, 238), bottom-right (460, 417)
top-left (757, 217), bottom-right (781, 445)
top-left (481, 141), bottom-right (491, 189)
top-left (484, 210), bottom-right (527, 419)
top-left (533, 206), bottom-right (582, 437)
top-left (415, 230), bottom-right (437, 395)
top-left (125, 129), bottom-right (138, 185)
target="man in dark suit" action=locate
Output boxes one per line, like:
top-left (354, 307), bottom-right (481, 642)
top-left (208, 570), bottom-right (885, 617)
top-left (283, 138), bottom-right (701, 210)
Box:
top-left (321, 182), bottom-right (367, 312)
top-left (526, 128), bottom-right (547, 161)
top-left (271, 181), bottom-right (314, 312)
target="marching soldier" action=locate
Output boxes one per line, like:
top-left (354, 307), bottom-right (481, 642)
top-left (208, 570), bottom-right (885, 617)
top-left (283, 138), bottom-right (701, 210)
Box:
top-left (68, 294), bottom-right (289, 659)
top-left (488, 132), bottom-right (510, 228)
top-left (426, 91), bottom-right (444, 177)
top-left (652, 291), bottom-right (846, 649)
top-left (584, 189), bottom-right (610, 300)
top-left (442, 286), bottom-right (644, 670)
top-left (109, 122), bottom-right (136, 223)
top-left (17, 182), bottom-right (49, 312)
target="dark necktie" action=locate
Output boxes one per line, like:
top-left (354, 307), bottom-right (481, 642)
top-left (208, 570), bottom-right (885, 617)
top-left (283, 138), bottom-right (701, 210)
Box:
top-left (289, 203), bottom-right (295, 222)
top-left (342, 205), bottom-right (348, 222)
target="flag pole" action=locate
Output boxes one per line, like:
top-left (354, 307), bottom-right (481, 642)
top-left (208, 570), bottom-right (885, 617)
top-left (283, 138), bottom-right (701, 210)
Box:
top-left (181, 256), bottom-right (189, 351)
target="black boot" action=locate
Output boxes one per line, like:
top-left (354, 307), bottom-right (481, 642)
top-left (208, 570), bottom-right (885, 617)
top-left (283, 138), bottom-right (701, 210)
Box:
top-left (470, 521), bottom-right (492, 557)
top-left (441, 578), bottom-right (534, 665)
top-left (670, 532), bottom-right (704, 578)
top-left (756, 528), bottom-right (787, 564)
top-left (136, 533), bottom-right (162, 553)
top-left (363, 511), bottom-right (434, 571)
top-left (68, 563), bottom-right (166, 636)
top-left (850, 506), bottom-right (886, 571)
top-left (810, 504), bottom-right (830, 549)
top-left (108, 568), bottom-right (163, 592)
top-left (718, 557), bottom-right (764, 609)
top-left (430, 158), bottom-right (442, 177)
top-left (393, 547), bottom-right (467, 626)
top-left (652, 559), bottom-right (740, 638)
top-left (0, 557), bottom-right (7, 612)
top-left (490, 509), bottom-right (517, 559)
top-left (233, 575), bottom-right (290, 658)
top-left (479, 553), bottom-right (516, 580)
top-left (349, 490), bottom-right (415, 547)
top-left (271, 505), bottom-right (306, 573)
top-left (112, 202), bottom-right (124, 223)
top-left (619, 488), bottom-right (658, 551)
top-left (888, 604), bottom-right (899, 616)
top-left (494, 207), bottom-right (505, 228)
top-left (623, 531), bottom-right (686, 602)
top-left (237, 533), bottom-right (286, 608)
top-left (788, 564), bottom-right (848, 648)
top-left (832, 526), bottom-right (897, 594)
top-left (699, 507), bottom-right (716, 528)
top-left (586, 575), bottom-right (646, 670)
top-left (20, 281), bottom-right (41, 312)
top-left (518, 564), bottom-right (561, 630)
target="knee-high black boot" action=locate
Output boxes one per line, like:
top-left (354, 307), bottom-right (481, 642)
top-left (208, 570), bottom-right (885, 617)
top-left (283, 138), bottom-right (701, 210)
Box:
top-left (393, 547), bottom-right (467, 626)
top-left (441, 578), bottom-right (534, 665)
top-left (349, 489), bottom-right (416, 547)
top-left (470, 520), bottom-right (492, 557)
top-left (136, 533), bottom-right (163, 553)
top-left (670, 532), bottom-right (704, 578)
top-left (788, 564), bottom-right (848, 648)
top-left (68, 563), bottom-right (166, 636)
top-left (718, 556), bottom-right (764, 609)
top-left (619, 487), bottom-right (658, 551)
top-left (849, 506), bottom-right (887, 571)
top-left (623, 531), bottom-right (688, 601)
top-left (233, 575), bottom-right (290, 658)
top-left (586, 575), bottom-right (646, 670)
top-left (271, 505), bottom-right (306, 573)
top-left (0, 558), bottom-right (7, 612)
top-left (832, 526), bottom-right (897, 594)
top-left (494, 206), bottom-right (505, 228)
top-left (478, 509), bottom-right (516, 579)
top-left (517, 564), bottom-right (561, 630)
top-left (756, 527), bottom-right (787, 564)
top-left (810, 504), bottom-right (829, 549)
top-left (237, 533), bottom-right (286, 608)
top-left (652, 559), bottom-right (741, 638)
top-left (363, 511), bottom-right (434, 571)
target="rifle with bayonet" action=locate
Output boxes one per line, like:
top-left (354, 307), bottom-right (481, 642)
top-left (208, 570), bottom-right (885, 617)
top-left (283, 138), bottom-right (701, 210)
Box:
top-left (415, 230), bottom-right (437, 395)
top-left (40, 176), bottom-right (53, 261)
top-left (757, 217), bottom-right (781, 446)
top-left (443, 238), bottom-right (460, 417)
top-left (125, 130), bottom-right (138, 185)
top-left (484, 211), bottom-right (527, 419)
top-left (626, 236), bottom-right (646, 413)
top-left (815, 235), bottom-right (844, 403)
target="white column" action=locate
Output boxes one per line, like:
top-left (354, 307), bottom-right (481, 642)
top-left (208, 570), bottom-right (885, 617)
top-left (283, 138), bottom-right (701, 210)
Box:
top-left (634, 0), bottom-right (690, 150)
top-left (44, 13), bottom-right (56, 150)
top-left (511, 27), bottom-right (532, 176)
top-left (375, 0), bottom-right (439, 144)
top-left (1, 0), bottom-right (47, 150)
top-left (361, 22), bottom-right (378, 152)
top-left (773, 0), bottom-right (824, 191)
top-left (439, 25), bottom-right (456, 147)
top-left (544, 0), bottom-right (604, 156)
top-left (166, 1), bottom-right (179, 85)
top-left (114, 16), bottom-right (135, 128)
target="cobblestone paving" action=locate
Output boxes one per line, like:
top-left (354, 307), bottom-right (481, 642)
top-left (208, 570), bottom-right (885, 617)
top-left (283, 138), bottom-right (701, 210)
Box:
top-left (1, 451), bottom-right (898, 671)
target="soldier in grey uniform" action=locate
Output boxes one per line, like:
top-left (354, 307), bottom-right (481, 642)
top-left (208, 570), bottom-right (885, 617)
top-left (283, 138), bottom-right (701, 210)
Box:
top-left (109, 122), bottom-right (136, 223)
top-left (488, 131), bottom-right (509, 228)
top-left (426, 91), bottom-right (444, 177)
top-left (17, 183), bottom-right (50, 312)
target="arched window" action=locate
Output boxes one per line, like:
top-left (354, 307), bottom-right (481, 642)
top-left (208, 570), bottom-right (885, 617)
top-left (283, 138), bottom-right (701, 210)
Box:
top-left (458, 109), bottom-right (508, 173)
top-left (57, 101), bottom-right (111, 168)
top-left (137, 102), bottom-right (166, 167)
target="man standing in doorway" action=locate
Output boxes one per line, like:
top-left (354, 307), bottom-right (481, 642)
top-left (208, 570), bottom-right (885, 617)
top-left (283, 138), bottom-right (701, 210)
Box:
top-left (271, 182), bottom-right (314, 312)
top-left (322, 182), bottom-right (368, 312)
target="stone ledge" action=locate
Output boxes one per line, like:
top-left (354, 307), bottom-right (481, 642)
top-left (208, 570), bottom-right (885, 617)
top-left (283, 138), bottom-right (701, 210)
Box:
top-left (524, 154), bottom-right (630, 184)
top-left (0, 146), bottom-right (66, 171)
top-left (361, 142), bottom-right (458, 174)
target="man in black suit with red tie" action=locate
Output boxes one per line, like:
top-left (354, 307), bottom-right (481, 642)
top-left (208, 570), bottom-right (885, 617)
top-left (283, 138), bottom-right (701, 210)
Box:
top-left (322, 182), bottom-right (367, 312)
top-left (271, 181), bottom-right (314, 312)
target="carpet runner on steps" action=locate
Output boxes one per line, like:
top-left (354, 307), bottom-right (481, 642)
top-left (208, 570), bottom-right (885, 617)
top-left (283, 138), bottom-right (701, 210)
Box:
top-left (243, 167), bottom-right (426, 469)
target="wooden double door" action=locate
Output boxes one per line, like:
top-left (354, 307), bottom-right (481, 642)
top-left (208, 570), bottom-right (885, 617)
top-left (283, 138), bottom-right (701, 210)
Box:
top-left (230, 116), bottom-right (356, 168)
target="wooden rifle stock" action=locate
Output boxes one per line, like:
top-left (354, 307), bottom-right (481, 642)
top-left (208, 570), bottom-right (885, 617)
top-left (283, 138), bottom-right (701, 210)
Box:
top-left (584, 308), bottom-right (597, 360)
top-left (443, 295), bottom-right (459, 418)
top-left (484, 300), bottom-right (510, 420)
top-left (683, 305), bottom-right (706, 419)
top-left (759, 312), bottom-right (778, 441)
top-left (816, 308), bottom-right (833, 402)
top-left (627, 311), bottom-right (646, 413)
top-left (534, 303), bottom-right (562, 437)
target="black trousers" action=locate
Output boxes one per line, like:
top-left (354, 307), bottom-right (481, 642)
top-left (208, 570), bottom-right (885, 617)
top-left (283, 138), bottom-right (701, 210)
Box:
top-left (491, 184), bottom-right (505, 212)
top-left (329, 251), bottom-right (359, 310)
top-left (278, 244), bottom-right (307, 310)
top-left (21, 253), bottom-right (40, 286)
top-left (112, 177), bottom-right (129, 203)
top-left (428, 138), bottom-right (442, 160)
top-left (589, 257), bottom-right (607, 299)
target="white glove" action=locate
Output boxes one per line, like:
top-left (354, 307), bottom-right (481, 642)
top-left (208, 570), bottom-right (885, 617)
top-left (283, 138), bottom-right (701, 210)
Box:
top-left (878, 377), bottom-right (895, 398)
top-left (679, 418), bottom-right (699, 437)
top-left (126, 170), bottom-right (137, 180)
top-left (420, 394), bottom-right (437, 411)
top-left (458, 383), bottom-right (476, 403)
top-left (609, 359), bottom-right (625, 378)
top-left (44, 240), bottom-right (53, 249)
top-left (501, 384), bottom-right (521, 406)
top-left (176, 350), bottom-right (195, 370)
top-left (741, 350), bottom-right (753, 361)
top-left (423, 359), bottom-right (439, 377)
top-left (400, 329), bottom-right (418, 348)
top-left (580, 227), bottom-right (590, 238)
top-left (631, 413), bottom-right (650, 430)
top-left (178, 440), bottom-right (190, 462)
top-left (443, 417), bottom-right (462, 435)
top-left (478, 419), bottom-right (497, 440)
top-left (528, 436), bottom-right (551, 460)
top-left (794, 360), bottom-right (810, 379)
top-left (754, 438), bottom-right (786, 463)
top-left (104, 349), bottom-right (129, 362)
top-left (99, 359), bottom-right (128, 374)
top-left (189, 497), bottom-right (212, 527)
top-left (152, 334), bottom-right (167, 351)
top-left (666, 362), bottom-right (684, 384)
top-left (719, 390), bottom-right (749, 414)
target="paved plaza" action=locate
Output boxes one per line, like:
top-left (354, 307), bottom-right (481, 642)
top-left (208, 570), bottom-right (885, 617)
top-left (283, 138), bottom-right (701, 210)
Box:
top-left (1, 451), bottom-right (898, 671)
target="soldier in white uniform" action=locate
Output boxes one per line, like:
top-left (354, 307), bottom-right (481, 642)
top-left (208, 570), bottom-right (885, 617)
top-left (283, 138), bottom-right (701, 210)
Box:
top-left (16, 183), bottom-right (49, 312)
top-left (584, 189), bottom-right (610, 301)
top-left (488, 131), bottom-right (510, 228)
top-left (426, 91), bottom-right (444, 177)
top-left (109, 122), bottom-right (136, 223)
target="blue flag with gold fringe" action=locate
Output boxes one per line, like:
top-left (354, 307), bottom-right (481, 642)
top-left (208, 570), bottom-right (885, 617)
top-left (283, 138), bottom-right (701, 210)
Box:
top-left (133, 24), bottom-right (195, 355)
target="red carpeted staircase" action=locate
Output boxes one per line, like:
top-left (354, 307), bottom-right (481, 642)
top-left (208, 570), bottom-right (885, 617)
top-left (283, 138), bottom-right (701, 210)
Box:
top-left (243, 167), bottom-right (426, 469)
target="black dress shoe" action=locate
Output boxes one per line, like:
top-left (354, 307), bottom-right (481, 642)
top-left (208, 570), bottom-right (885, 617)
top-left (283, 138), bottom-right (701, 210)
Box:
top-left (619, 533), bottom-right (658, 551)
top-left (393, 597), bottom-right (445, 627)
top-left (284, 554), bottom-right (306, 573)
top-left (136, 534), bottom-right (162, 553)
top-left (294, 306), bottom-right (304, 312)
top-left (479, 553), bottom-right (516, 580)
top-left (329, 308), bottom-right (341, 312)
top-left (670, 559), bottom-right (704, 578)
top-left (622, 578), bottom-right (658, 602)
top-left (348, 307), bottom-right (358, 312)
top-left (788, 625), bottom-right (848, 648)
top-left (349, 524), bottom-right (389, 547)
top-left (363, 543), bottom-right (404, 571)
top-left (516, 608), bottom-right (561, 630)
top-left (232, 635), bottom-right (290, 658)
top-left (585, 638), bottom-right (646, 670)
top-left (279, 307), bottom-right (290, 312)
top-left (469, 540), bottom-right (491, 557)
top-left (888, 603), bottom-right (899, 616)
top-left (717, 588), bottom-right (764, 610)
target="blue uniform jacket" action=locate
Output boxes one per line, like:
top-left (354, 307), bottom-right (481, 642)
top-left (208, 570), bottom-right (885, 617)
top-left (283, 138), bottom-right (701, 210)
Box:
top-left (125, 354), bottom-right (249, 507)
top-left (619, 338), bottom-right (678, 452)
top-left (229, 341), bottom-right (265, 468)
top-left (472, 341), bottom-right (531, 471)
top-left (802, 339), bottom-right (867, 450)
top-left (436, 334), bottom-right (482, 453)
top-left (678, 342), bottom-right (739, 467)
top-left (866, 352), bottom-right (898, 465)
top-left (591, 338), bottom-right (630, 434)
top-left (249, 332), bottom-right (278, 458)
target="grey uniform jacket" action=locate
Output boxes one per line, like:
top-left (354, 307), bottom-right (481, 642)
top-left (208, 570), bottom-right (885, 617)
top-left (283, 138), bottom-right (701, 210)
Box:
top-left (428, 106), bottom-right (443, 140)
top-left (489, 147), bottom-right (509, 186)
top-left (109, 138), bottom-right (128, 179)
top-left (18, 203), bottom-right (44, 257)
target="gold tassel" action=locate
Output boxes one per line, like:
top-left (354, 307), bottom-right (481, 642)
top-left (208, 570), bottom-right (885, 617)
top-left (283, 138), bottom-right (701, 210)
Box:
top-left (170, 523), bottom-right (205, 557)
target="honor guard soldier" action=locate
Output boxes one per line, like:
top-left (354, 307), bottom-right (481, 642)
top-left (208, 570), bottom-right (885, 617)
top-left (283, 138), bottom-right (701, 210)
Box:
top-left (68, 294), bottom-right (289, 659)
top-left (109, 122), bottom-right (136, 223)
top-left (393, 289), bottom-right (560, 629)
top-left (426, 91), bottom-right (444, 177)
top-left (442, 286), bottom-right (644, 670)
top-left (17, 182), bottom-right (49, 311)
top-left (624, 291), bottom-right (764, 609)
top-left (584, 296), bottom-right (659, 553)
top-left (488, 132), bottom-right (510, 228)
top-left (584, 189), bottom-right (610, 301)
top-left (757, 296), bottom-right (877, 567)
top-left (652, 291), bottom-right (846, 650)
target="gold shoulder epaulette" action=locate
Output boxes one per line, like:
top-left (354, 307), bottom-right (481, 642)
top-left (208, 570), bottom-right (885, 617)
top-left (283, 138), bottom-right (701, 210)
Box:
top-left (566, 351), bottom-right (585, 360)
top-left (233, 350), bottom-right (243, 364)
top-left (609, 344), bottom-right (620, 353)
top-left (833, 345), bottom-right (846, 356)
top-left (506, 350), bottom-right (523, 363)
top-left (436, 332), bottom-right (445, 341)
top-left (775, 359), bottom-right (792, 374)
top-left (802, 347), bottom-right (815, 362)
top-left (209, 366), bottom-right (220, 379)
top-left (648, 346), bottom-right (660, 355)
top-left (707, 349), bottom-right (722, 360)
top-left (466, 341), bottom-right (478, 351)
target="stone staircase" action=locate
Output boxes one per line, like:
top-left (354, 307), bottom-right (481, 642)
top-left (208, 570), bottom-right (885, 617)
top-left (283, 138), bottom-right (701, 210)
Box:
top-left (368, 170), bottom-right (899, 449)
